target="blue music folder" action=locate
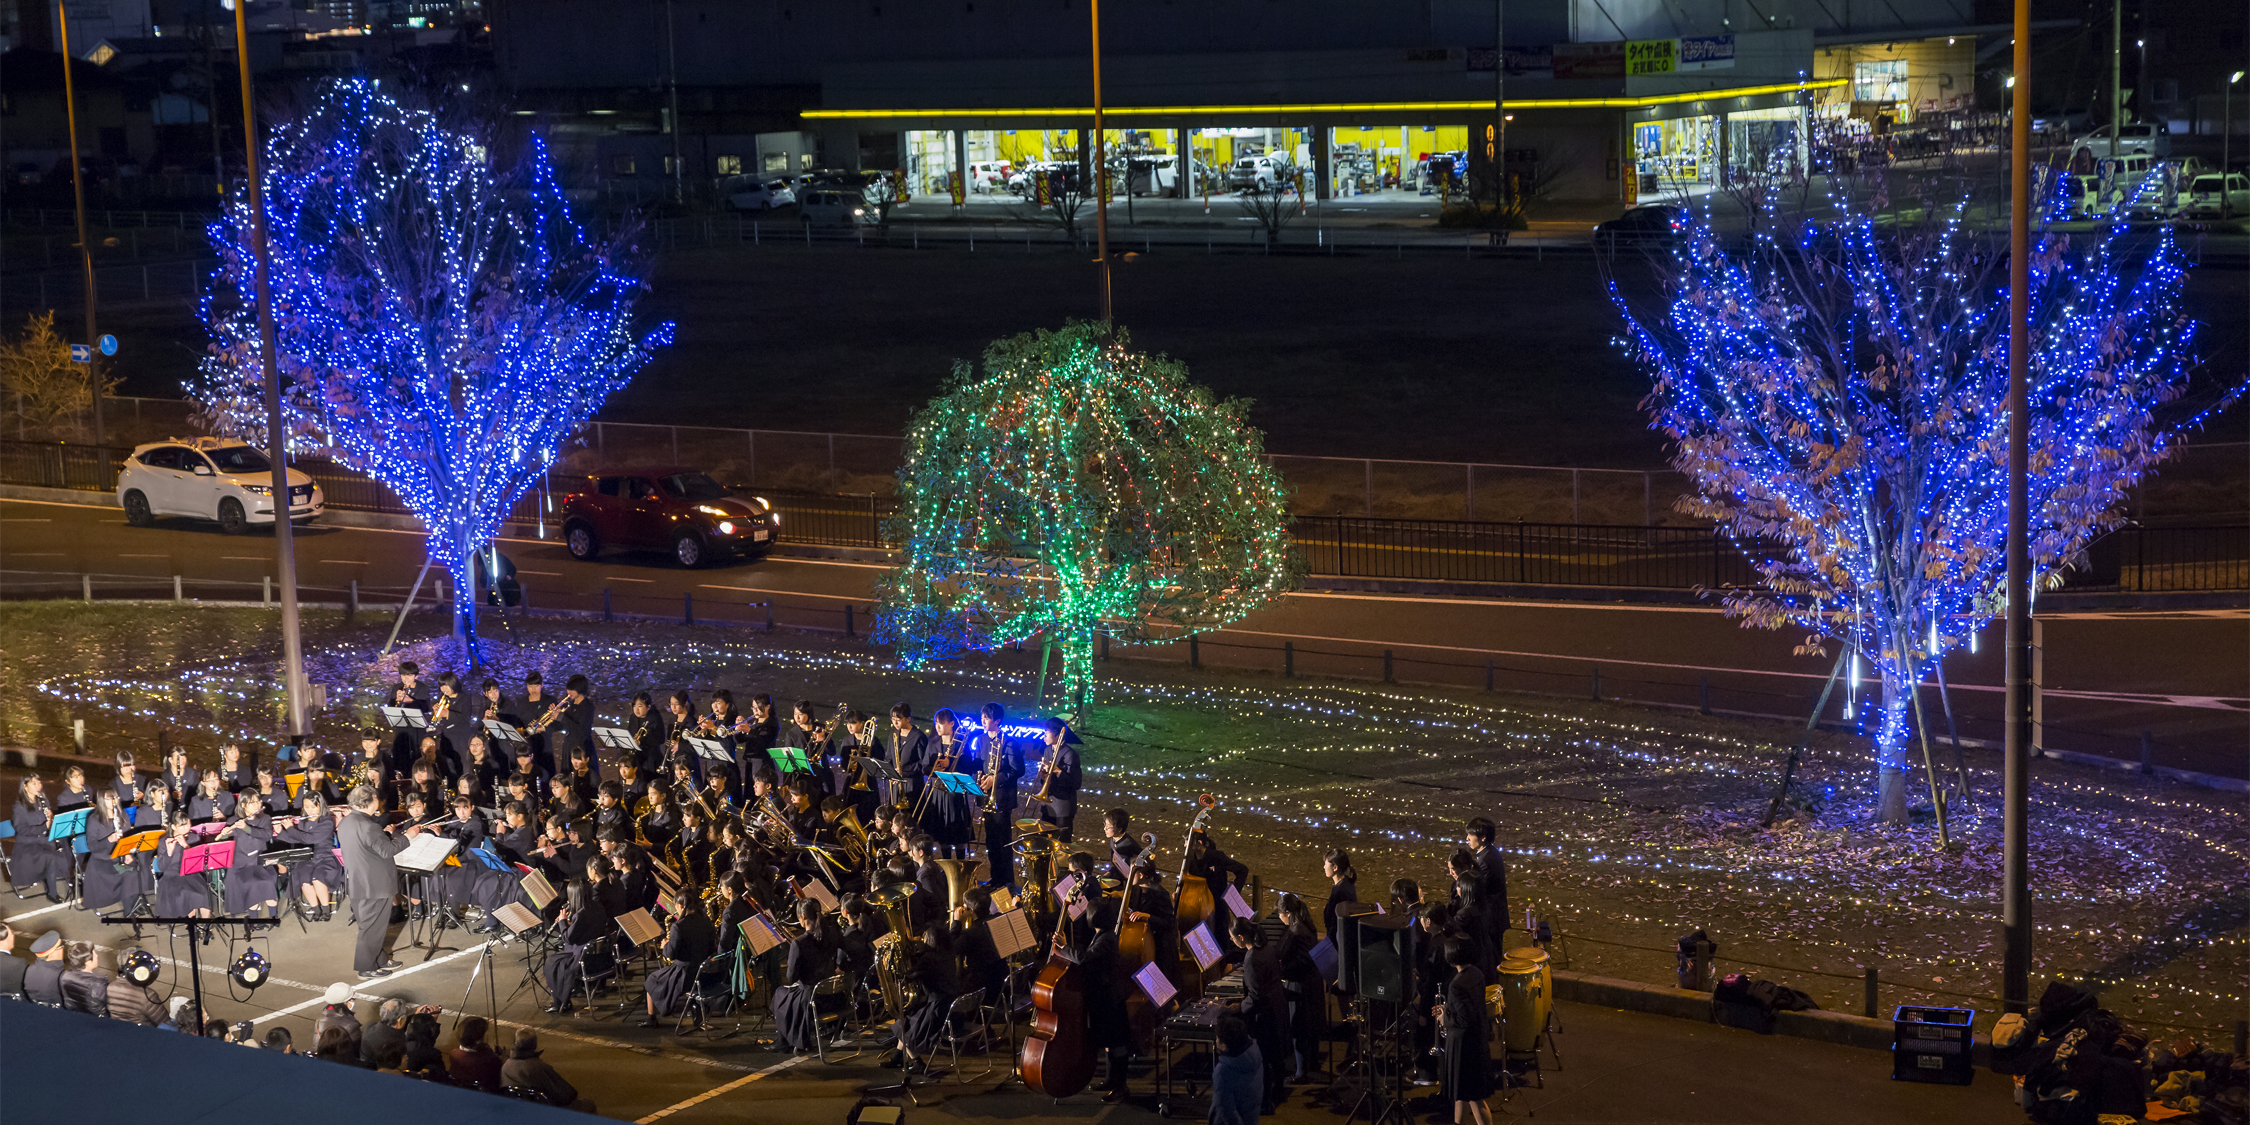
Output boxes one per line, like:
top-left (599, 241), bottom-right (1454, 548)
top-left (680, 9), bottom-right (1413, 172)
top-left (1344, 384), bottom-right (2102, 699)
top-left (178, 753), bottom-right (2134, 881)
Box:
top-left (1310, 937), bottom-right (1339, 980)
top-left (469, 845), bottom-right (510, 871)
top-left (49, 807), bottom-right (93, 841)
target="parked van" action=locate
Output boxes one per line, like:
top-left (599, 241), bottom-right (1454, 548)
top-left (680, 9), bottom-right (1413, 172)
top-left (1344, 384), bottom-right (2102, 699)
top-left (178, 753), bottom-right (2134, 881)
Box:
top-left (799, 189), bottom-right (872, 226)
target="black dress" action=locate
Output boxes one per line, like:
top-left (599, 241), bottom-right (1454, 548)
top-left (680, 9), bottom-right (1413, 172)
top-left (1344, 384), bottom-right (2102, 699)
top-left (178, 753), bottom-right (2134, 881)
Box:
top-left (276, 817), bottom-right (346, 898)
top-left (543, 898), bottom-right (616, 1004)
top-left (1441, 965), bottom-right (1493, 1101)
top-left (10, 798), bottom-right (66, 898)
top-left (222, 819), bottom-right (280, 914)
top-left (771, 926), bottom-right (835, 1052)
top-left (155, 837), bottom-right (212, 915)
top-left (644, 913), bottom-right (720, 1016)
top-left (79, 810), bottom-right (153, 911)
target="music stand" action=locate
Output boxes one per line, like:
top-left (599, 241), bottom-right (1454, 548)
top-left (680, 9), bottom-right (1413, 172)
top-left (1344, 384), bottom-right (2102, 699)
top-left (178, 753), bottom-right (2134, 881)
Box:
top-left (396, 833), bottom-right (461, 958)
top-left (380, 706), bottom-right (428, 731)
top-left (455, 902), bottom-right (547, 1028)
top-left (181, 839), bottom-right (235, 875)
top-left (593, 727), bottom-right (637, 753)
top-left (766, 747), bottom-right (812, 776)
top-left (684, 737), bottom-right (733, 777)
top-left (483, 720), bottom-right (528, 748)
top-left (50, 806), bottom-right (92, 841)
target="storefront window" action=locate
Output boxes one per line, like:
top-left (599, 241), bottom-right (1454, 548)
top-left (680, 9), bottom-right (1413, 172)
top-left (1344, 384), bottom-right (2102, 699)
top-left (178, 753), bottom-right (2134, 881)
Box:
top-left (1633, 116), bottom-right (1716, 196)
top-left (1853, 60), bottom-right (1908, 103)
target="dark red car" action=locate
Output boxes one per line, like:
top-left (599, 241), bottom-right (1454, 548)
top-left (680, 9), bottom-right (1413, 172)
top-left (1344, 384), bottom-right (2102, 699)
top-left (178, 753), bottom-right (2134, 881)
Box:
top-left (559, 469), bottom-right (780, 567)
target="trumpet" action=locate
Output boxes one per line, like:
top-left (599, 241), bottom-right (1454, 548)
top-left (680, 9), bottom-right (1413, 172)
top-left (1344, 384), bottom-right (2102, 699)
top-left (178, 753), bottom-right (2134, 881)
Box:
top-left (526, 699), bottom-right (568, 734)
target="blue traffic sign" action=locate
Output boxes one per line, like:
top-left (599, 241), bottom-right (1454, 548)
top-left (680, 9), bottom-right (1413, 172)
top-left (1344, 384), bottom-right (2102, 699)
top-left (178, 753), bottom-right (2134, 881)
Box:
top-left (97, 334), bottom-right (118, 356)
top-left (69, 344), bottom-right (91, 364)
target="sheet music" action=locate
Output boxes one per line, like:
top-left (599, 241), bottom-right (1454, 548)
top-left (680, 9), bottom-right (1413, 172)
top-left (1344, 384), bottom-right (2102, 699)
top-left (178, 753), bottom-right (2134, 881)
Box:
top-left (797, 877), bottom-right (839, 911)
top-left (396, 833), bottom-right (459, 873)
top-left (1111, 851), bottom-right (1131, 880)
top-left (521, 870), bottom-right (558, 910)
top-left (1133, 961), bottom-right (1179, 1008)
top-left (491, 902), bottom-right (542, 935)
top-left (1223, 884), bottom-right (1252, 921)
top-left (741, 914), bottom-right (786, 956)
top-left (483, 720), bottom-right (527, 745)
top-left (659, 890), bottom-right (683, 917)
top-left (616, 907), bottom-right (663, 946)
top-left (989, 908), bottom-right (1038, 959)
top-left (650, 858), bottom-right (682, 889)
top-left (592, 726), bottom-right (637, 750)
top-left (988, 887), bottom-right (1018, 913)
top-left (1185, 921), bottom-right (1224, 970)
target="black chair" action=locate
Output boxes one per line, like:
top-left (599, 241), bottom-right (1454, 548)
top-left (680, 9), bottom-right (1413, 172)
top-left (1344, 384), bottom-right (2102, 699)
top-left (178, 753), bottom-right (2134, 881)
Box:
top-left (811, 974), bottom-right (859, 1063)
top-left (675, 950), bottom-right (738, 1036)
top-left (937, 987), bottom-right (992, 1076)
top-left (566, 936), bottom-right (621, 1016)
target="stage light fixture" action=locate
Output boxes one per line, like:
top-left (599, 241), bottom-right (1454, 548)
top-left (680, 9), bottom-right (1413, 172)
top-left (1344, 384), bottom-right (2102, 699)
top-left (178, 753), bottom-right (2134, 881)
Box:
top-left (120, 949), bottom-right (160, 987)
top-left (228, 950), bottom-right (270, 990)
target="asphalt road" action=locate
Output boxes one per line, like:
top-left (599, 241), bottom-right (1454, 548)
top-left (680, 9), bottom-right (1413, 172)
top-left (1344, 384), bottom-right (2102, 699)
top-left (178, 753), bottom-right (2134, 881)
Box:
top-left (3, 496), bottom-right (2244, 778)
top-left (0, 890), bottom-right (2019, 1125)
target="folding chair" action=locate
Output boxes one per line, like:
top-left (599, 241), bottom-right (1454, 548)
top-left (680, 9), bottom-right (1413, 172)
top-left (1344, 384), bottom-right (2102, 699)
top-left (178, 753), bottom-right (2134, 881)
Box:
top-left (937, 988), bottom-right (992, 1076)
top-left (675, 950), bottom-right (739, 1036)
top-left (811, 974), bottom-right (860, 1063)
top-left (567, 936), bottom-right (621, 1017)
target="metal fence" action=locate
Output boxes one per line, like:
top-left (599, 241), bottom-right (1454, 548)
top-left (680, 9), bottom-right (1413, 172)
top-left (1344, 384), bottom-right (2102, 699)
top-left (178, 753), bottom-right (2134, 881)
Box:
top-left (0, 257), bottom-right (213, 310)
top-left (7, 439), bottom-right (2241, 595)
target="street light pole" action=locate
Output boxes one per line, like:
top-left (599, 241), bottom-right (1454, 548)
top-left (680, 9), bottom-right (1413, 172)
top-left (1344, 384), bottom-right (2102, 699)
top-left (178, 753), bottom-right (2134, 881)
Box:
top-left (2003, 0), bottom-right (2035, 1016)
top-left (2227, 72), bottom-right (2243, 223)
top-left (1089, 0), bottom-right (1112, 324)
top-left (2108, 0), bottom-right (2120, 161)
top-left (55, 3), bottom-right (104, 450)
top-left (233, 0), bottom-right (309, 741)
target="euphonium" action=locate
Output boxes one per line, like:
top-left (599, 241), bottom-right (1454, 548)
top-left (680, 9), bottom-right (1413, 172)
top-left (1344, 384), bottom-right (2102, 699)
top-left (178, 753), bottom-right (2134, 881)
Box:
top-left (837, 808), bottom-right (870, 867)
top-left (755, 796), bottom-right (796, 849)
top-left (869, 884), bottom-right (918, 1019)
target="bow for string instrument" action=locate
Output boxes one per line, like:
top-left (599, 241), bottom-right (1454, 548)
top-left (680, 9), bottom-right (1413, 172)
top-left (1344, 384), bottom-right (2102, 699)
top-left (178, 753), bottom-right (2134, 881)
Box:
top-left (1019, 877), bottom-right (1096, 1099)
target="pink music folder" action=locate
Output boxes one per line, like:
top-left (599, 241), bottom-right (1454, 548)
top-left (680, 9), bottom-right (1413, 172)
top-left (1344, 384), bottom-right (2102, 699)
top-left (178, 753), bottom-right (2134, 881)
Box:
top-left (181, 839), bottom-right (236, 875)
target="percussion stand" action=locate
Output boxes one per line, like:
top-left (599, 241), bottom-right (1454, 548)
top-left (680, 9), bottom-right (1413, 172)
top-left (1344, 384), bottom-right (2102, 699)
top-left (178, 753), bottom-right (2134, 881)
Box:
top-left (1343, 997), bottom-right (1410, 1125)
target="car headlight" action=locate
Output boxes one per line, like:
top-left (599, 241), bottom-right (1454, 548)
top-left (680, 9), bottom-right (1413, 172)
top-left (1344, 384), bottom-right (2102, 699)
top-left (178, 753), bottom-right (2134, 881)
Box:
top-left (853, 208), bottom-right (865, 216)
top-left (768, 511), bottom-right (781, 527)
top-left (717, 521), bottom-right (736, 535)
top-left (243, 484), bottom-right (272, 496)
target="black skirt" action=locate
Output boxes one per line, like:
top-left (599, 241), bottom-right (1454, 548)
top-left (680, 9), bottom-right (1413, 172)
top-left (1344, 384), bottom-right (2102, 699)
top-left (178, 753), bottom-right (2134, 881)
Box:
top-left (896, 989), bottom-right (953, 1054)
top-left (82, 859), bottom-right (154, 911)
top-left (646, 961), bottom-right (695, 1016)
top-left (157, 872), bottom-right (212, 915)
top-left (225, 864), bottom-right (279, 914)
top-left (771, 982), bottom-right (819, 1052)
top-left (1442, 971), bottom-right (1494, 1102)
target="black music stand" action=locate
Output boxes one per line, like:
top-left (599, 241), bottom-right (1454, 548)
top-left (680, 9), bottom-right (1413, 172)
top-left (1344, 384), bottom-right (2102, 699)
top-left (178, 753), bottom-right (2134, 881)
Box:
top-left (380, 706), bottom-right (429, 733)
top-left (455, 901), bottom-right (546, 1027)
top-left (592, 726), bottom-right (638, 769)
top-left (684, 737), bottom-right (733, 782)
top-left (396, 833), bottom-right (461, 959)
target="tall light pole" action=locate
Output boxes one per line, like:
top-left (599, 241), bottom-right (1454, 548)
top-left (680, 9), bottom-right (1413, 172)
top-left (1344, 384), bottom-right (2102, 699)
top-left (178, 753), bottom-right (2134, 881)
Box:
top-left (1089, 0), bottom-right (1112, 324)
top-left (55, 3), bottom-right (104, 450)
top-left (2227, 72), bottom-right (2243, 223)
top-left (2108, 0), bottom-right (2121, 160)
top-left (665, 0), bottom-right (683, 204)
top-left (2002, 0), bottom-right (2035, 1016)
top-left (233, 0), bottom-right (310, 740)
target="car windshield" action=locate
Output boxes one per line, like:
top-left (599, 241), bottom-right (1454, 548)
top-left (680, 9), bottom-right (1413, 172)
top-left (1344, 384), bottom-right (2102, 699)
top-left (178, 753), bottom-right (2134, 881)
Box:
top-left (661, 473), bottom-right (728, 501)
top-left (205, 446), bottom-right (272, 473)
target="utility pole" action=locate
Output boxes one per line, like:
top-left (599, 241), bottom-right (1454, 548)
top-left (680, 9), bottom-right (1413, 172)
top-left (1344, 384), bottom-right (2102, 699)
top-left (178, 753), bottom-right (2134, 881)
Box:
top-left (234, 0), bottom-right (309, 741)
top-left (2002, 0), bottom-right (2035, 1016)
top-left (2108, 0), bottom-right (2121, 160)
top-left (1495, 0), bottom-right (1507, 214)
top-left (665, 0), bottom-right (684, 204)
top-left (2228, 72), bottom-right (2243, 223)
top-left (1089, 0), bottom-right (1112, 324)
top-left (56, 3), bottom-right (104, 449)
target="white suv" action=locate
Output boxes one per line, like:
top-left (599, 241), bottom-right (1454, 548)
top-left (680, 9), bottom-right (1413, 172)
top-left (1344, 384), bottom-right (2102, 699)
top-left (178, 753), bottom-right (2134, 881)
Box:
top-left (116, 437), bottom-right (324, 534)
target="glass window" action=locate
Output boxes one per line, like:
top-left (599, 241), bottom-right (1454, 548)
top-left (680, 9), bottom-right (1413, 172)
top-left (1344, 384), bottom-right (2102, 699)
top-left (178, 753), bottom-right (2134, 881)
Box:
top-left (716, 155), bottom-right (743, 175)
top-left (595, 477), bottom-right (620, 497)
top-left (610, 153), bottom-right (637, 176)
top-left (205, 445), bottom-right (272, 474)
top-left (659, 473), bottom-right (727, 501)
top-left (1853, 60), bottom-right (1908, 103)
top-left (628, 478), bottom-right (659, 501)
top-left (138, 447), bottom-right (179, 469)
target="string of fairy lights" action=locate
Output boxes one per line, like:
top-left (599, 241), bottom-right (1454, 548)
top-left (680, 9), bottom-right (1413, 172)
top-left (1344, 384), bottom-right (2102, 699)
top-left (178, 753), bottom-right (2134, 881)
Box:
top-left (1611, 162), bottom-right (2243, 788)
top-left (190, 78), bottom-right (673, 663)
top-left (873, 322), bottom-right (1298, 713)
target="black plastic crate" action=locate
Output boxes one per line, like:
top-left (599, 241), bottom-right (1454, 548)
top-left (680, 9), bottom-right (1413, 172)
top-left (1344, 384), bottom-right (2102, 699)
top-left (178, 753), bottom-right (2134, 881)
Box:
top-left (1892, 1005), bottom-right (1975, 1085)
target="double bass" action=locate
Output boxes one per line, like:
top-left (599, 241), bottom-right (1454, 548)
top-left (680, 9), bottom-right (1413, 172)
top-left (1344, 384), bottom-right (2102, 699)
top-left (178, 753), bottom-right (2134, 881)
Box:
top-left (1172, 794), bottom-right (1220, 1000)
top-left (1018, 876), bottom-right (1096, 1098)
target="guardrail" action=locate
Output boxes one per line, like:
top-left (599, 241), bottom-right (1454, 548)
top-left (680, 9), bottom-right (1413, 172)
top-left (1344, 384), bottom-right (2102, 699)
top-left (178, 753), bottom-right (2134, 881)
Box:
top-left (7, 439), bottom-right (2243, 595)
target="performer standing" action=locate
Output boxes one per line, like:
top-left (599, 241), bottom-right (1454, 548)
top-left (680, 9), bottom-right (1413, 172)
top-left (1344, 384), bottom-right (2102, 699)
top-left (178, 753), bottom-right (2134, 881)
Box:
top-left (923, 709), bottom-right (975, 859)
top-left (1436, 942), bottom-right (1495, 1125)
top-left (1027, 718), bottom-right (1083, 841)
top-left (1464, 817), bottom-right (1510, 949)
top-left (885, 703), bottom-right (929, 822)
top-left (972, 704), bottom-right (1023, 887)
top-left (385, 662), bottom-right (429, 775)
top-left (628, 692), bottom-right (669, 777)
top-left (1228, 917), bottom-right (1290, 1113)
top-left (338, 785), bottom-right (421, 979)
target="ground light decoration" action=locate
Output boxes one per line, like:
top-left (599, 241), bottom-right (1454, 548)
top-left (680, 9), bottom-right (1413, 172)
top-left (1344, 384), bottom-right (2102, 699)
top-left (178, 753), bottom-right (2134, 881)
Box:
top-left (191, 78), bottom-right (672, 664)
top-left (1616, 172), bottom-right (2235, 824)
top-left (873, 322), bottom-right (1299, 715)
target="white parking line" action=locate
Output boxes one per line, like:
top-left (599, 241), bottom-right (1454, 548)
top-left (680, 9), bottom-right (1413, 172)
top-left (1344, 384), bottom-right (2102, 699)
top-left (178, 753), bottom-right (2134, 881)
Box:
top-left (606, 576), bottom-right (655, 584)
top-left (320, 559), bottom-right (371, 565)
top-left (248, 940), bottom-right (496, 1025)
top-left (2, 902), bottom-right (67, 924)
top-left (1, 518), bottom-right (53, 522)
top-left (635, 1056), bottom-right (815, 1123)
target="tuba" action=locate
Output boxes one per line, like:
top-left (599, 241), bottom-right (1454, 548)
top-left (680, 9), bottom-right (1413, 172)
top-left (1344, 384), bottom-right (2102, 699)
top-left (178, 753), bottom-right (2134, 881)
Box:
top-left (867, 882), bottom-right (920, 1020)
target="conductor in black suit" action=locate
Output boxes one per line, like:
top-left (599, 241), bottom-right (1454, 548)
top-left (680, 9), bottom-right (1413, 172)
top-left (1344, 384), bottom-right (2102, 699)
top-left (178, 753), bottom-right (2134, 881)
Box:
top-left (339, 785), bottom-right (422, 979)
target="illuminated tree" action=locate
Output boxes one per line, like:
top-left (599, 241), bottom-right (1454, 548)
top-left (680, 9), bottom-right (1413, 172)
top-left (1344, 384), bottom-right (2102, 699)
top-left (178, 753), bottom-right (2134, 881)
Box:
top-left (874, 322), bottom-right (1299, 714)
top-left (191, 79), bottom-right (672, 663)
top-left (1618, 176), bottom-right (2233, 824)
top-left (0, 312), bottom-right (116, 441)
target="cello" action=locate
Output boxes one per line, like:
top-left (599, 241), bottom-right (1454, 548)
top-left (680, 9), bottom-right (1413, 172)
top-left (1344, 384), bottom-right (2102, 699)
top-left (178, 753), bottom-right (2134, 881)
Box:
top-left (1018, 877), bottom-right (1096, 1098)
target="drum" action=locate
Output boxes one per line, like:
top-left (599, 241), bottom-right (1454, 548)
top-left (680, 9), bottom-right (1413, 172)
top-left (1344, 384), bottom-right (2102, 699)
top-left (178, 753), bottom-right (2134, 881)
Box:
top-left (1509, 946), bottom-right (1553, 997)
top-left (1494, 957), bottom-right (1550, 1054)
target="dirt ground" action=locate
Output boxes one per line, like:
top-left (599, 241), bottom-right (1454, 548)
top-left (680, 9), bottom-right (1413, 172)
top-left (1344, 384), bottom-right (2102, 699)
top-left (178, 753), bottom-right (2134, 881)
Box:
top-left (7, 604), bottom-right (2241, 1047)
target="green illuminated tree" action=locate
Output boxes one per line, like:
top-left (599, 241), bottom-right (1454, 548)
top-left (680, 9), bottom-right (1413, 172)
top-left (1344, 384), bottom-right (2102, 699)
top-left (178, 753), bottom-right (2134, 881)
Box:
top-left (874, 322), bottom-right (1300, 714)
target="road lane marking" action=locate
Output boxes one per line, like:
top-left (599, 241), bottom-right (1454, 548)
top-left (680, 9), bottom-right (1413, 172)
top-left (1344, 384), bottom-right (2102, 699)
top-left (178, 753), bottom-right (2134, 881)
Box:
top-left (118, 553), bottom-right (168, 558)
top-left (221, 556), bottom-right (267, 561)
top-left (0, 518), bottom-right (52, 522)
top-left (3, 901), bottom-right (67, 923)
top-left (699, 585), bottom-right (860, 601)
top-left (518, 570), bottom-right (562, 576)
top-left (635, 1056), bottom-right (815, 1123)
top-left (606, 576), bottom-right (656, 583)
top-left (320, 559), bottom-right (371, 565)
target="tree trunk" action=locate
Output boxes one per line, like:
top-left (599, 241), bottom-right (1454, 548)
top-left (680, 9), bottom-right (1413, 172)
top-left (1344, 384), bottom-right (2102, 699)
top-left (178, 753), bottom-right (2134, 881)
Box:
top-left (1059, 619), bottom-right (1096, 722)
top-left (450, 526), bottom-right (482, 669)
top-left (1873, 665), bottom-right (1912, 824)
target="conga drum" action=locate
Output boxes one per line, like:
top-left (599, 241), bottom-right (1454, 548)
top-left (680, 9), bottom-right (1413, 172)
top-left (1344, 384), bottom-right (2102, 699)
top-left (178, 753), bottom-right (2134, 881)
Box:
top-left (1510, 946), bottom-right (1553, 998)
top-left (1495, 956), bottom-right (1550, 1054)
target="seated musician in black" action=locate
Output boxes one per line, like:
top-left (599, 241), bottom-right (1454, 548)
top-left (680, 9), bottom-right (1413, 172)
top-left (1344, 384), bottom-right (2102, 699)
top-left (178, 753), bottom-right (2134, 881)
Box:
top-left (640, 894), bottom-right (719, 1028)
top-left (593, 781), bottom-right (630, 837)
top-left (1103, 808), bottom-right (1143, 866)
top-left (950, 885), bottom-right (1008, 1006)
top-left (1125, 859), bottom-right (1179, 984)
top-left (769, 900), bottom-right (836, 1055)
top-left (541, 876), bottom-right (615, 1014)
top-left (887, 921), bottom-right (962, 1074)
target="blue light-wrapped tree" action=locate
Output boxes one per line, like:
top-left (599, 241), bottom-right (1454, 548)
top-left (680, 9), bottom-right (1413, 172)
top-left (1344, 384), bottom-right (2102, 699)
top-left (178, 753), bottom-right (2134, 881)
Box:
top-left (192, 80), bottom-right (672, 663)
top-left (1617, 175), bottom-right (2235, 826)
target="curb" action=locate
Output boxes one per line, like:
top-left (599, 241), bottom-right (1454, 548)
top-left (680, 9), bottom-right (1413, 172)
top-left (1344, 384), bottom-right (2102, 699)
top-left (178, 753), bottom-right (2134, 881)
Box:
top-left (1552, 968), bottom-right (1993, 1065)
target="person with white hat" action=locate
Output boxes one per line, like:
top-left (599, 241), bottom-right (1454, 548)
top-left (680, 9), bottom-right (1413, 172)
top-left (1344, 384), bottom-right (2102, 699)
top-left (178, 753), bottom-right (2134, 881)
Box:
top-left (314, 982), bottom-right (362, 1057)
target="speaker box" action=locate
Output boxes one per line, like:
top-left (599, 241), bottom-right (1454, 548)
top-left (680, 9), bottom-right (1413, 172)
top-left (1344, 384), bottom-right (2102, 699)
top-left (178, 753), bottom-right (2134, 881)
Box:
top-left (1355, 914), bottom-right (1415, 1003)
top-left (1333, 901), bottom-right (1381, 993)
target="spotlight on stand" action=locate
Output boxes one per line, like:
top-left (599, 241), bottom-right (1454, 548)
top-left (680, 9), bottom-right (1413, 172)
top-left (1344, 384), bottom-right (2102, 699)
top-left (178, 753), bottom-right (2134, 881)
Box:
top-left (228, 950), bottom-right (270, 990)
top-left (120, 949), bottom-right (160, 987)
